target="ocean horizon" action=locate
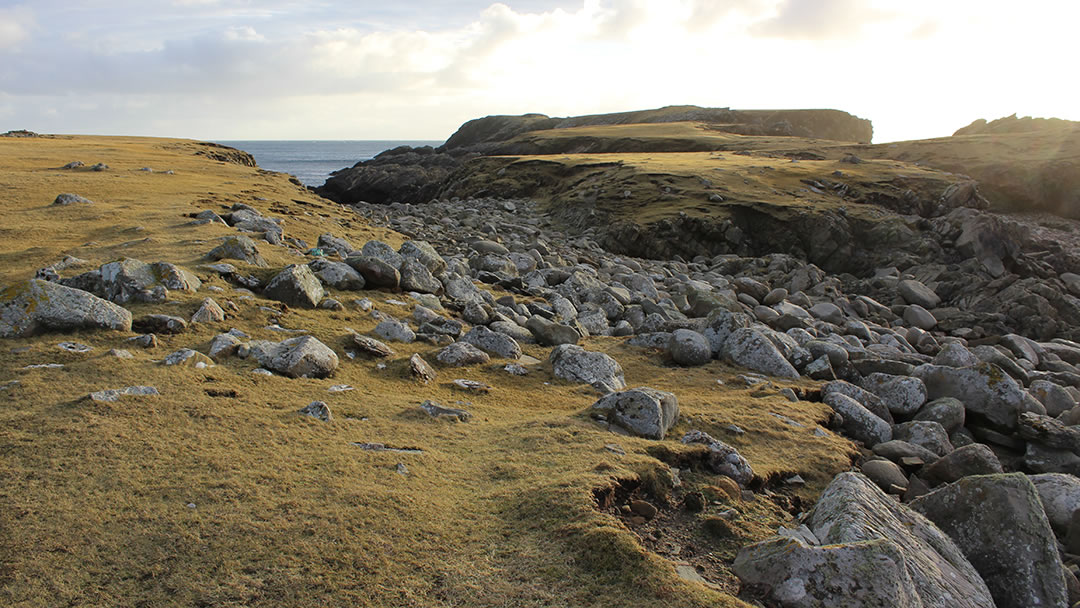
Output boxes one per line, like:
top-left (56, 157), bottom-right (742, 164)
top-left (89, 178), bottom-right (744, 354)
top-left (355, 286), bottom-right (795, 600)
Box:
top-left (216, 140), bottom-right (444, 187)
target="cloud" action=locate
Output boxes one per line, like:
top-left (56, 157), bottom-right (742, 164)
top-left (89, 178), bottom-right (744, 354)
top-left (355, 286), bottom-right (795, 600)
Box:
top-left (750, 0), bottom-right (891, 40)
top-left (0, 5), bottom-right (34, 51)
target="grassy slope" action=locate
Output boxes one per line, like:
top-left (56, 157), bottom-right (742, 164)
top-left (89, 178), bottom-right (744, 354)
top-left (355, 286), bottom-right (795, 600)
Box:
top-left (0, 136), bottom-right (855, 607)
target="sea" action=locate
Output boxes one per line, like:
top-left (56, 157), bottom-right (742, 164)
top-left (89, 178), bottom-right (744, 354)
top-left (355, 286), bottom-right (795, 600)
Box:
top-left (215, 140), bottom-right (444, 188)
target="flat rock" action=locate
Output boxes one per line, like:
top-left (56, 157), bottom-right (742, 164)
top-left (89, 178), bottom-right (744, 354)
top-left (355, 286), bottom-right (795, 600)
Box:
top-left (0, 280), bottom-right (132, 338)
top-left (460, 325), bottom-right (521, 360)
top-left (899, 279), bottom-right (941, 309)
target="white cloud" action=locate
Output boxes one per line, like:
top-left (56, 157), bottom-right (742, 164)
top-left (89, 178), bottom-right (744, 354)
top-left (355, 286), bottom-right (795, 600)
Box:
top-left (0, 5), bottom-right (34, 50)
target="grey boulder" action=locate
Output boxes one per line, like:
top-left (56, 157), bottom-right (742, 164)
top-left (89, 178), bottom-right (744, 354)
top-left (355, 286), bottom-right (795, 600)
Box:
top-left (460, 325), bottom-right (521, 360)
top-left (914, 363), bottom-right (1036, 430)
top-left (824, 392), bottom-right (892, 447)
top-left (591, 387), bottom-right (679, 440)
top-left (681, 430), bottom-right (754, 487)
top-left (549, 344), bottom-right (625, 393)
top-left (1, 279), bottom-right (132, 338)
top-left (264, 264), bottom-right (325, 309)
top-left (722, 328), bottom-right (799, 379)
top-left (668, 329), bottom-right (712, 366)
top-left (250, 335), bottom-right (339, 378)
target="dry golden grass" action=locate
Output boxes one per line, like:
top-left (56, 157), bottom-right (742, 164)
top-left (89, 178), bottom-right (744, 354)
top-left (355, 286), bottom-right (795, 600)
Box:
top-left (0, 135), bottom-right (856, 607)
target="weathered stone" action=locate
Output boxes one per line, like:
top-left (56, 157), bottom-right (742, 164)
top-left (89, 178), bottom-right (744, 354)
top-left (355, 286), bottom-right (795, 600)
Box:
top-left (409, 353), bottom-right (436, 384)
top-left (435, 342), bottom-right (490, 367)
top-left (701, 308), bottom-right (750, 355)
top-left (345, 256), bottom-right (401, 289)
top-left (190, 297), bottom-right (225, 324)
top-left (250, 336), bottom-right (338, 378)
top-left (591, 387), bottom-right (679, 440)
top-left (863, 373), bottom-right (927, 416)
top-left (722, 328), bottom-right (799, 379)
top-left (913, 363), bottom-right (1034, 430)
top-left (668, 329), bottom-right (712, 366)
top-left (933, 343), bottom-right (980, 368)
top-left (308, 259), bottom-right (365, 290)
top-left (525, 316), bottom-right (579, 346)
top-left (53, 192), bottom-right (94, 205)
top-left (682, 430), bottom-right (754, 487)
top-left (549, 344), bottom-right (625, 393)
top-left (913, 397), bottom-right (966, 433)
top-left (299, 401), bottom-right (332, 422)
top-left (904, 304), bottom-right (937, 330)
top-left (893, 421), bottom-right (954, 457)
top-left (420, 400), bottom-right (470, 422)
top-left (352, 333), bottom-right (395, 357)
top-left (911, 473), bottom-right (1067, 608)
top-left (921, 444), bottom-right (1003, 486)
top-left (133, 314), bottom-right (187, 335)
top-left (899, 279), bottom-right (941, 309)
top-left (824, 392), bottom-right (892, 447)
top-left (207, 333), bottom-right (243, 361)
top-left (163, 349), bottom-right (214, 367)
top-left (399, 240), bottom-right (447, 274)
top-left (1, 280), bottom-right (132, 338)
top-left (872, 440), bottom-right (940, 465)
top-left (373, 319), bottom-right (415, 343)
top-left (460, 326), bottom-right (521, 360)
top-left (1018, 411), bottom-right (1080, 453)
top-left (264, 264), bottom-right (325, 309)
top-left (862, 459), bottom-right (909, 492)
top-left (88, 386), bottom-right (158, 402)
top-left (823, 380), bottom-right (893, 424)
top-left (399, 259), bottom-right (441, 294)
top-left (207, 235), bottom-right (266, 266)
top-left (1029, 379), bottom-right (1077, 417)
top-left (360, 240), bottom-right (403, 268)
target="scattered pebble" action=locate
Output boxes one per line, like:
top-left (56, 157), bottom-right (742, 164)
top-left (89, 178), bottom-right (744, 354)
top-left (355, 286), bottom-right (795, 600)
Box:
top-left (327, 384), bottom-right (354, 393)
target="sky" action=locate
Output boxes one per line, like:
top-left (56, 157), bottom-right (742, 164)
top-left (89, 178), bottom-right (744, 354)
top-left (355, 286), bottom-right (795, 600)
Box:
top-left (0, 0), bottom-right (1077, 143)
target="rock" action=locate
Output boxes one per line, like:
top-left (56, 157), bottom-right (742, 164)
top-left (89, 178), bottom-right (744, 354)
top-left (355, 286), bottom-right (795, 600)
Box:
top-left (722, 328), bottom-right (799, 379)
top-left (668, 329), bottom-right (711, 366)
top-left (591, 387), bottom-right (679, 440)
top-left (190, 298), bottom-right (225, 324)
top-left (823, 380), bottom-right (893, 424)
top-left (207, 235), bottom-right (267, 266)
top-left (1030, 379), bottom-right (1077, 417)
top-left (299, 401), bottom-right (332, 422)
top-left (911, 473), bottom-right (1067, 608)
top-left (207, 333), bottom-right (243, 361)
top-left (1024, 442), bottom-right (1080, 475)
top-left (250, 336), bottom-right (339, 378)
top-left (862, 459), bottom-right (909, 492)
top-left (316, 233), bottom-right (355, 257)
top-left (373, 319), bottom-right (416, 343)
top-left (460, 326), bottom-right (521, 360)
top-left (0, 280), bottom-right (132, 337)
top-left (470, 239), bottom-right (509, 255)
top-left (899, 279), bottom-right (941, 309)
top-left (409, 353), bottom-right (436, 384)
top-left (163, 349), bottom-right (214, 367)
top-left (913, 363), bottom-right (1034, 430)
top-left (435, 342), bottom-right (490, 367)
top-left (345, 256), bottom-right (400, 289)
top-left (352, 334), bottom-right (395, 357)
top-left (702, 308), bottom-right (750, 355)
top-left (872, 440), bottom-right (940, 465)
top-left (808, 301), bottom-right (844, 324)
top-left (308, 259), bottom-right (365, 290)
top-left (525, 316), bottom-right (579, 346)
top-left (1026, 473), bottom-right (1080, 539)
top-left (913, 397), bottom-right (966, 434)
top-left (824, 392), bottom-right (892, 447)
top-left (263, 264), bottom-right (325, 309)
top-left (53, 192), bottom-right (94, 205)
top-left (932, 343), bottom-right (980, 368)
top-left (681, 430), bottom-right (754, 487)
top-left (862, 373), bottom-right (927, 416)
top-left (740, 472), bottom-right (995, 608)
top-left (893, 421), bottom-right (954, 457)
top-left (399, 260), bottom-right (441, 294)
top-left (921, 444), bottom-right (1003, 486)
top-left (88, 386), bottom-right (159, 402)
top-left (420, 400), bottom-right (471, 422)
top-left (549, 344), bottom-right (626, 393)
top-left (1017, 411), bottom-right (1080, 452)
top-left (399, 240), bottom-right (447, 275)
top-left (734, 536), bottom-right (925, 608)
top-left (904, 304), bottom-right (937, 330)
top-left (360, 240), bottom-right (403, 268)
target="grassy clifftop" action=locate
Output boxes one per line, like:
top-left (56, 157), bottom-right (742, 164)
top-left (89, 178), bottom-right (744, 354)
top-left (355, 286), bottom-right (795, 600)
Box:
top-left (0, 135), bottom-right (855, 607)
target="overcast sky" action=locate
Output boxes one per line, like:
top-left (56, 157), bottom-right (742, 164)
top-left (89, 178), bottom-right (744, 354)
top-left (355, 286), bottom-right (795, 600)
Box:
top-left (0, 0), bottom-right (1076, 142)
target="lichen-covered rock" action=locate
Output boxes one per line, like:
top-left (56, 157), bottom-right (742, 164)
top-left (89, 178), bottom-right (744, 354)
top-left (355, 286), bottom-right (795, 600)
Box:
top-left (591, 387), bottom-right (679, 440)
top-left (701, 308), bottom-right (750, 355)
top-left (800, 472), bottom-right (995, 608)
top-left (460, 325), bottom-right (521, 360)
top-left (163, 349), bottom-right (214, 367)
top-left (190, 297), bottom-right (225, 324)
top-left (913, 397), bottom-right (966, 434)
top-left (668, 329), bottom-right (712, 366)
top-left (1, 279), bottom-right (132, 338)
top-left (525, 316), bottom-right (579, 346)
top-left (133, 314), bottom-right (187, 335)
top-left (893, 421), bottom-right (954, 457)
top-left (207, 235), bottom-right (267, 267)
top-left (373, 319), bottom-right (415, 343)
top-left (360, 240), bottom-right (403, 269)
top-left (1029, 473), bottom-right (1080, 537)
top-left (207, 333), bottom-right (243, 361)
top-left (549, 344), bottom-right (625, 393)
top-left (435, 342), bottom-right (490, 367)
top-left (352, 333), bottom-right (395, 357)
top-left (345, 256), bottom-right (400, 289)
top-left (921, 444), bottom-right (1003, 487)
top-left (911, 473), bottom-right (1068, 608)
top-left (824, 392), bottom-right (892, 447)
top-left (263, 264), bottom-right (325, 309)
top-left (53, 192), bottom-right (94, 205)
top-left (722, 327), bottom-right (799, 379)
top-left (682, 430), bottom-right (754, 487)
top-left (734, 536), bottom-right (924, 608)
top-left (308, 259), bottom-right (365, 290)
top-left (399, 240), bottom-right (447, 274)
top-left (862, 373), bottom-right (927, 416)
top-left (823, 380), bottom-right (893, 424)
top-left (913, 363), bottom-right (1036, 430)
top-left (92, 258), bottom-right (200, 304)
top-left (250, 335), bottom-right (339, 378)
top-left (299, 401), bottom-right (332, 422)
top-left (399, 259), bottom-right (442, 294)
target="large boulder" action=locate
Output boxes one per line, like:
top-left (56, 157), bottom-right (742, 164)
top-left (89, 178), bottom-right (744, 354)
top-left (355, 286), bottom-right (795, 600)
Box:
top-left (525, 316), bottom-right (579, 346)
top-left (737, 472), bottom-right (994, 608)
top-left (1029, 473), bottom-right (1080, 537)
top-left (308, 259), bottom-right (365, 290)
top-left (399, 240), bottom-right (447, 275)
top-left (862, 373), bottom-right (927, 416)
top-left (911, 473), bottom-right (1067, 608)
top-left (722, 328), bottom-right (799, 379)
top-left (399, 259), bottom-right (442, 294)
top-left (824, 392), bottom-right (892, 447)
top-left (823, 380), bottom-right (893, 424)
top-left (263, 264), bottom-right (325, 309)
top-left (549, 344), bottom-right (625, 393)
top-left (1, 280), bottom-right (132, 337)
top-left (345, 256), bottom-right (400, 289)
top-left (591, 387), bottom-right (679, 440)
top-left (668, 329), bottom-right (712, 366)
top-left (921, 444), bottom-right (1003, 486)
top-left (94, 258), bottom-right (200, 303)
top-left (460, 326), bottom-right (521, 360)
top-left (207, 235), bottom-right (267, 266)
top-left (913, 363), bottom-right (1036, 429)
top-left (250, 336), bottom-right (339, 378)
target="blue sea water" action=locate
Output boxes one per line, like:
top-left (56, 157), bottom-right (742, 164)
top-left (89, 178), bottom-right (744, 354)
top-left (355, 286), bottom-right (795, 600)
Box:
top-left (216, 140), bottom-right (444, 188)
